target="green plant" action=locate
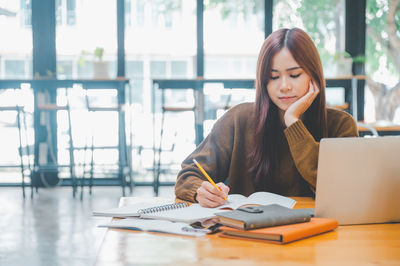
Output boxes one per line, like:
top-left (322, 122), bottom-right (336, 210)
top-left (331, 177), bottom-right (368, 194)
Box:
top-left (94, 47), bottom-right (104, 61)
top-left (333, 51), bottom-right (352, 61)
top-left (352, 55), bottom-right (366, 64)
top-left (77, 50), bottom-right (87, 67)
top-left (34, 70), bottom-right (56, 78)
top-left (78, 47), bottom-right (105, 67)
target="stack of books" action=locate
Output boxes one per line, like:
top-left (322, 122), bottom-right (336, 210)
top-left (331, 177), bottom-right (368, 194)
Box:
top-left (215, 204), bottom-right (338, 244)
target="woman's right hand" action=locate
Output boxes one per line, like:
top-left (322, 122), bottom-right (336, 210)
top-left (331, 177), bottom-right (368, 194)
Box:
top-left (195, 181), bottom-right (230, 207)
top-left (284, 80), bottom-right (320, 127)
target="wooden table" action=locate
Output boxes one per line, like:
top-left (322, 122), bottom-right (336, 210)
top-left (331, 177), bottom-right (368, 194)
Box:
top-left (358, 123), bottom-right (400, 137)
top-left (95, 197), bottom-right (400, 265)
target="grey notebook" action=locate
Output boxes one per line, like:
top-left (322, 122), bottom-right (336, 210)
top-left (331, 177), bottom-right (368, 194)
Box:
top-left (215, 204), bottom-right (312, 230)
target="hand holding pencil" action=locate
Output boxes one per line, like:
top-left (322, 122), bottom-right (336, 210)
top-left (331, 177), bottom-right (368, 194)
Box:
top-left (193, 159), bottom-right (230, 208)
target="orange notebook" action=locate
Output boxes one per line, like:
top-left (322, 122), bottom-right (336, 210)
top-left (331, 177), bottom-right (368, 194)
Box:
top-left (218, 218), bottom-right (338, 244)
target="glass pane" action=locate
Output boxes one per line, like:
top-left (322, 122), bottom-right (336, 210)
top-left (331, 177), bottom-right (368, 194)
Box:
top-left (56, 86), bottom-right (120, 179)
top-left (171, 61), bottom-right (187, 78)
top-left (203, 0), bottom-right (263, 137)
top-left (204, 0), bottom-right (264, 79)
top-left (273, 0), bottom-right (346, 78)
top-left (0, 0), bottom-right (33, 78)
top-left (56, 0), bottom-right (117, 79)
top-left (365, 0), bottom-right (400, 123)
top-left (125, 0), bottom-right (197, 182)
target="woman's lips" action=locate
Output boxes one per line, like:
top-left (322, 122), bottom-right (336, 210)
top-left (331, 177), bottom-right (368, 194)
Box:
top-left (279, 96), bottom-right (296, 101)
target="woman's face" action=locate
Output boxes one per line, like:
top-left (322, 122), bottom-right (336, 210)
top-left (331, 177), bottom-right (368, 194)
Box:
top-left (267, 48), bottom-right (311, 111)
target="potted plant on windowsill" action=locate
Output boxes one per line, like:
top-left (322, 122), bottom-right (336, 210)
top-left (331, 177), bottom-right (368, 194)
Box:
top-left (93, 47), bottom-right (109, 79)
top-left (352, 55), bottom-right (366, 75)
top-left (334, 51), bottom-right (353, 77)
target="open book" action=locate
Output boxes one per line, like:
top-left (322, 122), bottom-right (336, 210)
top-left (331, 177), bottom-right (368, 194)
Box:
top-left (219, 192), bottom-right (296, 210)
top-left (99, 217), bottom-right (207, 237)
top-left (139, 192), bottom-right (296, 223)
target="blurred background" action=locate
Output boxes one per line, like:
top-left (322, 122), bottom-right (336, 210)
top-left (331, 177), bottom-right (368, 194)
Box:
top-left (0, 0), bottom-right (399, 193)
top-left (1, 1), bottom-right (399, 265)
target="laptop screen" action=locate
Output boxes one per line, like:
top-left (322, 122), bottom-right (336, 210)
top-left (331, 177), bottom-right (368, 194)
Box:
top-left (315, 136), bottom-right (400, 225)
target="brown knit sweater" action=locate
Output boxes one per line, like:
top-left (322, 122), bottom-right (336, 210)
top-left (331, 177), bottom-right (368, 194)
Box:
top-left (175, 102), bottom-right (358, 202)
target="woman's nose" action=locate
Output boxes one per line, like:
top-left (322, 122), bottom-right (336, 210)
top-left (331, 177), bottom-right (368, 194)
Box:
top-left (280, 76), bottom-right (292, 92)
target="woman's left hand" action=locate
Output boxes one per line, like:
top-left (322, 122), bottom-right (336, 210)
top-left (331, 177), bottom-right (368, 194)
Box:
top-left (284, 80), bottom-right (320, 127)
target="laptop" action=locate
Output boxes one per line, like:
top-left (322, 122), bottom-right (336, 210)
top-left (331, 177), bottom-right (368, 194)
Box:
top-left (315, 136), bottom-right (400, 225)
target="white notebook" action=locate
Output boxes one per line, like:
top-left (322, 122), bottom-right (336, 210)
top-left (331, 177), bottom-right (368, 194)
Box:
top-left (99, 218), bottom-right (207, 237)
top-left (93, 201), bottom-right (185, 218)
top-left (140, 192), bottom-right (296, 223)
top-left (140, 203), bottom-right (222, 223)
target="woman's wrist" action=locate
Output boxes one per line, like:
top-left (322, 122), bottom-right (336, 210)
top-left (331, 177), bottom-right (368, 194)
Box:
top-left (284, 115), bottom-right (299, 127)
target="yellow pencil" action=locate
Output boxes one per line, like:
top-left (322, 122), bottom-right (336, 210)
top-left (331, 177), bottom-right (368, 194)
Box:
top-left (193, 159), bottom-right (227, 200)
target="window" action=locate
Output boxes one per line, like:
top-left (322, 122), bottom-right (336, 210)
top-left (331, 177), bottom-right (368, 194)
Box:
top-left (150, 61), bottom-right (167, 78)
top-left (20, 0), bottom-right (31, 27)
top-left (56, 0), bottom-right (117, 79)
top-left (203, 0), bottom-right (263, 135)
top-left (171, 61), bottom-right (187, 78)
top-left (365, 0), bottom-right (400, 123)
top-left (0, 1), bottom-right (32, 78)
top-left (204, 0), bottom-right (264, 79)
top-left (4, 60), bottom-right (26, 78)
top-left (125, 0), bottom-right (196, 182)
top-left (57, 60), bottom-right (73, 79)
top-left (56, 0), bottom-right (76, 26)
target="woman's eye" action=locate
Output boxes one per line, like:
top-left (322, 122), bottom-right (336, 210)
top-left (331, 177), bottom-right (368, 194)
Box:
top-left (270, 76), bottom-right (279, 80)
top-left (290, 73), bottom-right (301, 78)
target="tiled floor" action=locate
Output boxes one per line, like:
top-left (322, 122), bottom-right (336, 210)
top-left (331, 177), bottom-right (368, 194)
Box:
top-left (0, 185), bottom-right (175, 266)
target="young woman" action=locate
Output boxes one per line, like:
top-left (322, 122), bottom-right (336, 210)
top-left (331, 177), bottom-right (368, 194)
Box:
top-left (175, 28), bottom-right (358, 207)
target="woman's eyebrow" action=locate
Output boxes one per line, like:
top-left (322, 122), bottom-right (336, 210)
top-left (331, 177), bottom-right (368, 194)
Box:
top-left (287, 66), bottom-right (301, 71)
top-left (270, 66), bottom-right (302, 72)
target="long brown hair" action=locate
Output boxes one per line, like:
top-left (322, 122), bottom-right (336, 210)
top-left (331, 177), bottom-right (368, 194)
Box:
top-left (249, 28), bottom-right (327, 188)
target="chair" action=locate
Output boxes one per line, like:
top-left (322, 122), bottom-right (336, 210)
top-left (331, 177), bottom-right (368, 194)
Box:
top-left (35, 88), bottom-right (78, 197)
top-left (0, 105), bottom-right (33, 198)
top-left (153, 87), bottom-right (196, 196)
top-left (81, 88), bottom-right (131, 198)
top-left (357, 122), bottom-right (379, 137)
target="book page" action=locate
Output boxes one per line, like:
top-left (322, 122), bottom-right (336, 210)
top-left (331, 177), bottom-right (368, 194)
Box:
top-left (244, 192), bottom-right (296, 209)
top-left (100, 218), bottom-right (206, 237)
top-left (218, 192), bottom-right (295, 210)
top-left (218, 194), bottom-right (248, 210)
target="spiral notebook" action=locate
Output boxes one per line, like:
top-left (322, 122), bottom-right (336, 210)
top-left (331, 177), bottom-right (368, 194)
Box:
top-left (93, 202), bottom-right (189, 218)
top-left (140, 203), bottom-right (223, 223)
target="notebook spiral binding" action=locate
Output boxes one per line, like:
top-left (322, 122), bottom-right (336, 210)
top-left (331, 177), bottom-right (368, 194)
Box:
top-left (138, 202), bottom-right (189, 214)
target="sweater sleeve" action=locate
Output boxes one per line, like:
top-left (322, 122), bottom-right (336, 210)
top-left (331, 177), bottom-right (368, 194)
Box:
top-left (175, 109), bottom-right (236, 202)
top-left (284, 111), bottom-right (358, 192)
